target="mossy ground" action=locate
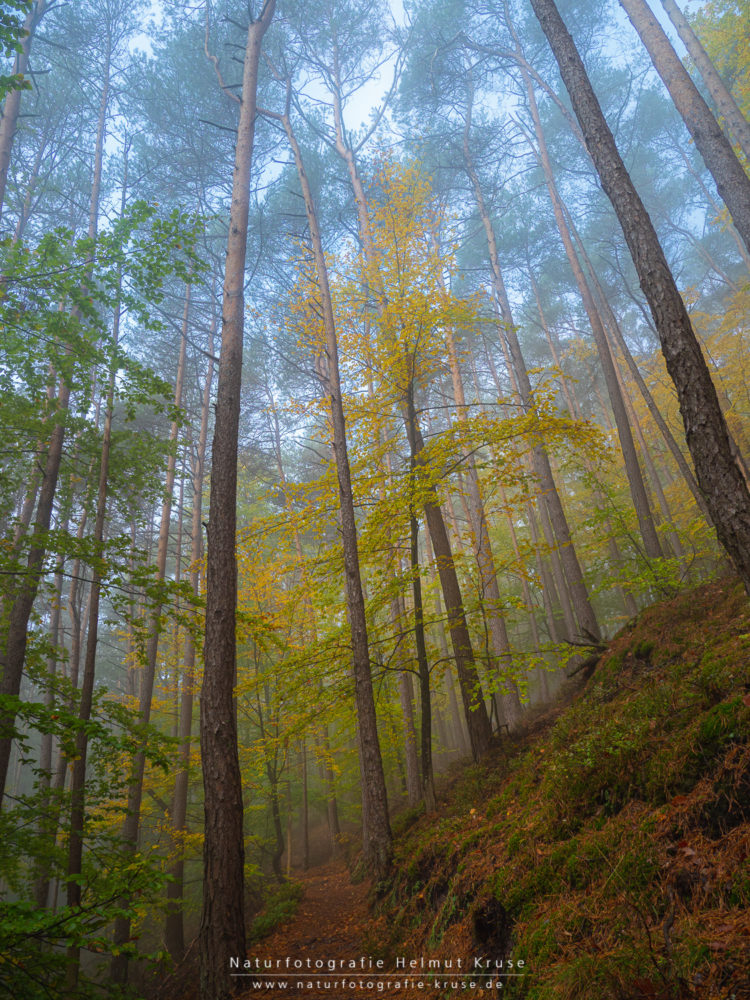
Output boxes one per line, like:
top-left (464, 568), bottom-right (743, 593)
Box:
top-left (367, 576), bottom-right (750, 1000)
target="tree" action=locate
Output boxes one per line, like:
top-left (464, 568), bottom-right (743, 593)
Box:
top-left (658, 0), bottom-right (750, 161)
top-left (259, 73), bottom-right (393, 877)
top-left (529, 0), bottom-right (750, 593)
top-left (0, 0), bottom-right (46, 221)
top-left (618, 0), bottom-right (750, 252)
top-left (200, 3), bottom-right (275, 997)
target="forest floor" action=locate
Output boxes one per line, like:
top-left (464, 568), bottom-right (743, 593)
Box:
top-left (235, 862), bottom-right (372, 999)
top-left (162, 575), bottom-right (750, 1000)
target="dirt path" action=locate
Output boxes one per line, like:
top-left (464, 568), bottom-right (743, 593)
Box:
top-left (235, 861), bottom-right (373, 999)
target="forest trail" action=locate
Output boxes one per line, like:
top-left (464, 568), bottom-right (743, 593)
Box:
top-left (236, 861), bottom-right (372, 999)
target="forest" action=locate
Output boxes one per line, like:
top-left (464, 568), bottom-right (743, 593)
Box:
top-left (0, 0), bottom-right (749, 998)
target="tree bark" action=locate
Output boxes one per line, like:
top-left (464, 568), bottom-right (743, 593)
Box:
top-left (658, 0), bottom-right (750, 160)
top-left (521, 65), bottom-right (665, 562)
top-left (111, 282), bottom-right (190, 982)
top-left (618, 0), bottom-right (750, 252)
top-left (271, 98), bottom-right (392, 877)
top-left (0, 0), bottom-right (47, 223)
top-left (529, 0), bottom-right (750, 593)
top-left (165, 304), bottom-right (215, 963)
top-left (199, 6), bottom-right (275, 995)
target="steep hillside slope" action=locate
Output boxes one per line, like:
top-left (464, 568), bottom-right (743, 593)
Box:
top-left (368, 577), bottom-right (750, 1000)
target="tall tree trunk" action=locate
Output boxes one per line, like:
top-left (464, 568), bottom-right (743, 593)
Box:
top-left (404, 390), bottom-right (493, 758)
top-left (397, 665), bottom-right (421, 808)
top-left (0, 0), bottom-right (47, 222)
top-left (521, 66), bottom-right (665, 562)
top-left (618, 0), bottom-right (750, 251)
top-left (165, 301), bottom-right (215, 964)
top-left (300, 741), bottom-right (309, 871)
top-left (200, 6), bottom-right (275, 990)
top-left (529, 0), bottom-right (750, 592)
top-left (33, 557), bottom-right (65, 909)
top-left (111, 283), bottom-right (191, 983)
top-left (441, 297), bottom-right (523, 730)
top-left (65, 277), bottom-right (121, 993)
top-left (561, 194), bottom-right (712, 523)
top-left (410, 511), bottom-right (436, 811)
top-left (463, 107), bottom-right (601, 642)
top-left (658, 0), bottom-right (750, 160)
top-left (271, 98), bottom-right (391, 877)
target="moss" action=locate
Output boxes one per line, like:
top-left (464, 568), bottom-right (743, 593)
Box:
top-left (248, 880), bottom-right (304, 942)
top-left (368, 577), bottom-right (750, 1000)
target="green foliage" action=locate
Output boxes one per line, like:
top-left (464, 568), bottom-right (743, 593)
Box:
top-left (248, 880), bottom-right (304, 943)
top-left (0, 687), bottom-right (177, 998)
top-left (0, 0), bottom-right (31, 99)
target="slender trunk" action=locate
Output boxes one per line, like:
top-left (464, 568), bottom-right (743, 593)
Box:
top-left (12, 133), bottom-right (44, 243)
top-left (410, 511), bottom-right (435, 811)
top-left (658, 0), bottom-right (750, 160)
top-left (424, 524), bottom-right (472, 756)
top-left (33, 559), bottom-right (64, 909)
top-left (564, 201), bottom-right (712, 522)
top-left (272, 99), bottom-right (391, 876)
top-left (618, 0), bottom-right (750, 251)
top-left (522, 66), bottom-right (664, 561)
top-left (405, 391), bottom-right (492, 759)
top-left (529, 0), bottom-right (750, 592)
top-left (165, 302), bottom-right (215, 964)
top-left (285, 779), bottom-right (292, 877)
top-left (111, 283), bottom-right (190, 981)
top-left (442, 307), bottom-right (523, 730)
top-left (398, 667), bottom-right (420, 808)
top-left (200, 7), bottom-right (275, 990)
top-left (0, 0), bottom-right (47, 222)
top-left (65, 288), bottom-right (121, 992)
top-left (300, 742), bottom-right (309, 871)
top-left (462, 91), bottom-right (601, 642)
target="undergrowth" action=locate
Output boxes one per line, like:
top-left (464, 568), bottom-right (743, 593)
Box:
top-left (247, 880), bottom-right (304, 944)
top-left (368, 576), bottom-right (750, 1000)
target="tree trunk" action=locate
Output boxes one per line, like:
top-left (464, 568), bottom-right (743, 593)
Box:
top-left (405, 394), bottom-right (493, 759)
top-left (0, 0), bottom-right (47, 222)
top-left (560, 186), bottom-right (712, 527)
top-left (397, 667), bottom-right (421, 808)
top-left (111, 282), bottom-right (190, 982)
top-left (618, 0), bottom-right (750, 252)
top-left (65, 284), bottom-right (120, 993)
top-left (410, 511), bottom-right (436, 811)
top-left (658, 0), bottom-right (750, 160)
top-left (200, 4), bottom-right (275, 988)
top-left (442, 306), bottom-right (523, 730)
top-left (165, 301), bottom-right (215, 963)
top-left (529, 0), bottom-right (750, 593)
top-left (273, 100), bottom-right (392, 877)
top-left (462, 95), bottom-right (601, 642)
top-left (0, 377), bottom-right (70, 804)
top-left (521, 66), bottom-right (665, 562)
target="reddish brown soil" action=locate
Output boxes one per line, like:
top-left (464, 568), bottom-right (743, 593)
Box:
top-left (236, 862), bottom-right (372, 1000)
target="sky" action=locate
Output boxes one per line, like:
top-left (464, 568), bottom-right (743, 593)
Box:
top-left (132, 1), bottom-right (408, 130)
